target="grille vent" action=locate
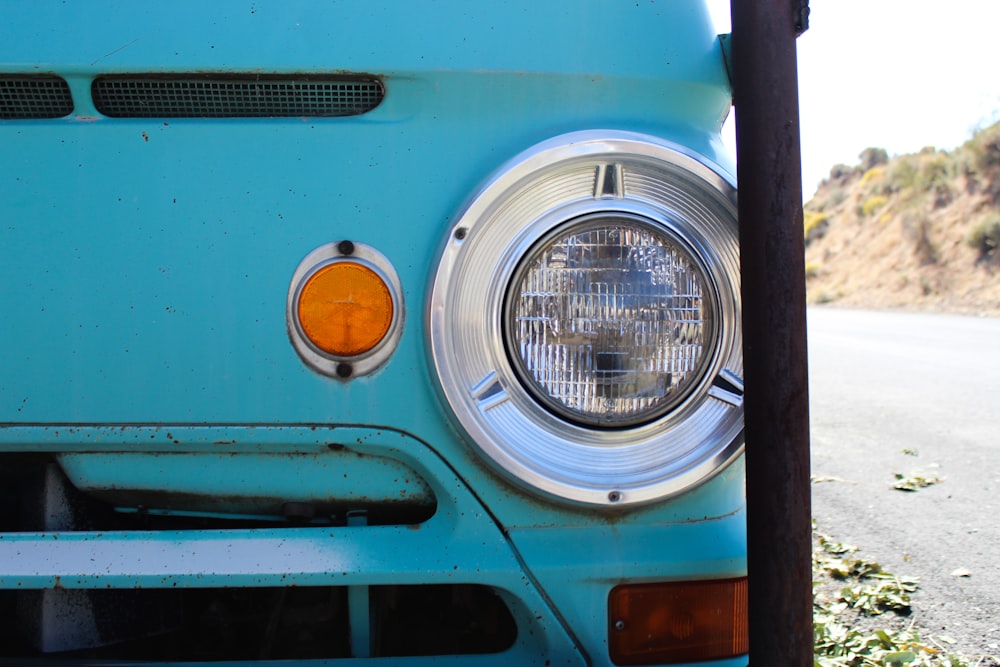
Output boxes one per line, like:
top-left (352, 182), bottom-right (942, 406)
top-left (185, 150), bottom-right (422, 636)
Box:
top-left (92, 74), bottom-right (384, 118)
top-left (0, 75), bottom-right (73, 119)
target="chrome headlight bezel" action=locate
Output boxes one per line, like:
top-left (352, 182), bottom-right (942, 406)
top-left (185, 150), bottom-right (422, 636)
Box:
top-left (429, 131), bottom-right (743, 507)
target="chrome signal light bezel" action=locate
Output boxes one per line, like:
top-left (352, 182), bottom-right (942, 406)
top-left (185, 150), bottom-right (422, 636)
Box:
top-left (428, 131), bottom-right (743, 506)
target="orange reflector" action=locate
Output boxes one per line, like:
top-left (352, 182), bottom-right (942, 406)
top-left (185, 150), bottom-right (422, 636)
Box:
top-left (296, 262), bottom-right (394, 357)
top-left (609, 577), bottom-right (748, 665)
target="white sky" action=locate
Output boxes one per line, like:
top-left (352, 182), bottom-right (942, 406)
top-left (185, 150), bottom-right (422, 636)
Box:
top-left (708, 1), bottom-right (1000, 198)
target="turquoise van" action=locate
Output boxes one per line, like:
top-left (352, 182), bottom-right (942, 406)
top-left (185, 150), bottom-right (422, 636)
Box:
top-left (0, 2), bottom-right (746, 664)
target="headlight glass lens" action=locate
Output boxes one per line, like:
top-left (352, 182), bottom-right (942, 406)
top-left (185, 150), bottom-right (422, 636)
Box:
top-left (505, 213), bottom-right (715, 427)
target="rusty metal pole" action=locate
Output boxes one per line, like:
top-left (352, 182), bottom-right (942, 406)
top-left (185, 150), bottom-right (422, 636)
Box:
top-left (730, 0), bottom-right (813, 664)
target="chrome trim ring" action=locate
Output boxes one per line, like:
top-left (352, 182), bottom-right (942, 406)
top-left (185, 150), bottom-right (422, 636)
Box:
top-left (429, 131), bottom-right (742, 506)
top-left (287, 242), bottom-right (403, 378)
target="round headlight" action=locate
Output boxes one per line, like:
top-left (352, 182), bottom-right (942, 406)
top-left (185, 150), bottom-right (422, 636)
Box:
top-left (429, 131), bottom-right (742, 506)
top-left (505, 213), bottom-right (715, 428)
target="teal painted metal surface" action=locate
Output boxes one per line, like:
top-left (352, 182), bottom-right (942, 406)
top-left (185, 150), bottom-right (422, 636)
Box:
top-left (1, 2), bottom-right (745, 664)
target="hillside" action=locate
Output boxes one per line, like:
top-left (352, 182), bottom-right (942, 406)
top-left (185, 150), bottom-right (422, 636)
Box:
top-left (803, 122), bottom-right (1000, 316)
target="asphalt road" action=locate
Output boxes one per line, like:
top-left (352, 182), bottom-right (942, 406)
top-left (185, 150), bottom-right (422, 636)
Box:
top-left (808, 307), bottom-right (1000, 659)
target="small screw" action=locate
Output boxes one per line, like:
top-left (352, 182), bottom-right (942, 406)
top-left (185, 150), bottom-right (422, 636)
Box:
top-left (454, 227), bottom-right (467, 241)
top-left (337, 240), bottom-right (355, 255)
top-left (336, 362), bottom-right (353, 378)
top-left (614, 620), bottom-right (626, 632)
top-left (608, 491), bottom-right (622, 503)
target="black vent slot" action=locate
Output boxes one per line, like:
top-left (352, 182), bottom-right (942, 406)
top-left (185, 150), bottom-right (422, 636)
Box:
top-left (0, 75), bottom-right (73, 119)
top-left (92, 74), bottom-right (384, 118)
top-left (2, 585), bottom-right (516, 659)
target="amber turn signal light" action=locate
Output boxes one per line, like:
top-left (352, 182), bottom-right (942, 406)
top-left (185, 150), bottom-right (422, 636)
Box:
top-left (287, 242), bottom-right (403, 378)
top-left (609, 577), bottom-right (748, 665)
top-left (297, 262), bottom-right (393, 357)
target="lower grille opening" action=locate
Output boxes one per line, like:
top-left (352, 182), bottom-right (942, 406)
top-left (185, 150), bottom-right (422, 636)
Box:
top-left (0, 584), bottom-right (517, 660)
top-left (0, 455), bottom-right (436, 531)
top-left (0, 457), bottom-right (517, 659)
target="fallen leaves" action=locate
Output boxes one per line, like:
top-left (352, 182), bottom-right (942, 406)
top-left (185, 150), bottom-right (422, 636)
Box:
top-left (892, 472), bottom-right (943, 492)
top-left (813, 527), bottom-right (975, 666)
